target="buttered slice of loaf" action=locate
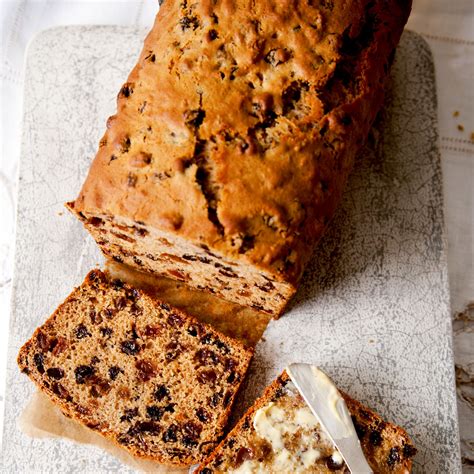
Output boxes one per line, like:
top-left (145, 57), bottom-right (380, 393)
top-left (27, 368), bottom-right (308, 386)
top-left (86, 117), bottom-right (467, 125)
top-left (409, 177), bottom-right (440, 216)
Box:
top-left (69, 0), bottom-right (412, 316)
top-left (17, 270), bottom-right (253, 466)
top-left (197, 372), bottom-right (416, 473)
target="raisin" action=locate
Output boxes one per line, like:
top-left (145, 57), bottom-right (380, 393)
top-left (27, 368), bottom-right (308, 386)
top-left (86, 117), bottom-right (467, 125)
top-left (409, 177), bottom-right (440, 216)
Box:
top-left (133, 256), bottom-right (143, 266)
top-left (235, 447), bottom-right (254, 466)
top-left (74, 324), bottom-right (91, 339)
top-left (214, 340), bottom-right (230, 354)
top-left (33, 353), bottom-right (45, 373)
top-left (403, 444), bottom-right (417, 458)
top-left (223, 391), bottom-right (232, 407)
top-left (75, 365), bottom-right (95, 384)
top-left (160, 302), bottom-right (171, 311)
top-left (102, 308), bottom-right (117, 319)
top-left (163, 424), bottom-right (178, 442)
top-left (130, 303), bottom-right (142, 316)
top-left (52, 382), bottom-right (71, 400)
top-left (209, 393), bottom-right (221, 408)
top-left (208, 29), bottom-right (218, 40)
top-left (187, 325), bottom-right (198, 337)
top-left (200, 334), bottom-right (213, 345)
top-left (197, 369), bottom-right (217, 385)
top-left (51, 336), bottom-right (68, 356)
top-left (120, 408), bottom-right (139, 422)
top-left (182, 436), bottom-right (197, 448)
top-left (90, 378), bottom-right (111, 398)
top-left (77, 405), bottom-right (91, 415)
top-left (227, 372), bottom-right (236, 384)
top-left (179, 15), bottom-right (199, 31)
top-left (218, 268), bottom-right (238, 278)
top-left (115, 296), bottom-right (127, 310)
top-left (238, 234), bottom-right (255, 254)
top-left (165, 341), bottom-right (183, 361)
top-left (195, 348), bottom-right (219, 366)
top-left (154, 384), bottom-right (170, 401)
top-left (88, 270), bottom-right (103, 283)
top-left (352, 416), bottom-right (366, 439)
top-left (369, 429), bottom-right (382, 446)
top-left (184, 108), bottom-right (205, 129)
top-left (112, 278), bottom-right (124, 289)
top-left (146, 405), bottom-right (165, 421)
top-left (183, 421), bottom-right (202, 440)
top-left (36, 331), bottom-right (49, 351)
top-left (167, 313), bottom-right (184, 327)
top-left (100, 327), bottom-right (113, 337)
top-left (224, 358), bottom-right (237, 371)
top-left (121, 339), bottom-right (141, 355)
top-left (135, 421), bottom-right (160, 434)
top-left (89, 216), bottom-right (104, 227)
top-left (46, 367), bottom-right (64, 380)
top-left (264, 48), bottom-right (291, 67)
top-left (109, 366), bottom-right (122, 380)
top-left (282, 80), bottom-right (309, 115)
top-left (90, 310), bottom-right (103, 324)
top-left (256, 281), bottom-right (275, 292)
top-left (341, 114), bottom-right (352, 125)
top-left (120, 83), bottom-right (133, 98)
top-left (135, 359), bottom-right (157, 382)
top-left (165, 403), bottom-right (176, 413)
top-left (326, 454), bottom-right (344, 470)
top-left (387, 447), bottom-right (401, 466)
top-left (144, 325), bottom-right (161, 337)
top-left (201, 469), bottom-right (212, 474)
top-left (126, 288), bottom-right (140, 301)
top-left (196, 408), bottom-right (209, 422)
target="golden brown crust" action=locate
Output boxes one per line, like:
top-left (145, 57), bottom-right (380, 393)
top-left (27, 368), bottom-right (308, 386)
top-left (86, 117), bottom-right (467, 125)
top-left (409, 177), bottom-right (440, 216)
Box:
top-left (72, 0), bottom-right (412, 306)
top-left (18, 270), bottom-right (253, 466)
top-left (197, 371), bottom-right (416, 473)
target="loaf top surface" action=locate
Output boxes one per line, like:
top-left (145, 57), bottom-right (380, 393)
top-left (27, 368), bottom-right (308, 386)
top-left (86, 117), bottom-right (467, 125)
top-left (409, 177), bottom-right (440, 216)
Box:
top-left (17, 269), bottom-right (253, 466)
top-left (198, 371), bottom-right (416, 473)
top-left (74, 0), bottom-right (411, 283)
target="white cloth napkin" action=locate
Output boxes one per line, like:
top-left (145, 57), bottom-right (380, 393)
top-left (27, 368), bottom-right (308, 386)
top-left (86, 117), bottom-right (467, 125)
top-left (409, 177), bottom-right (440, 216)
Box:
top-left (1, 0), bottom-right (473, 463)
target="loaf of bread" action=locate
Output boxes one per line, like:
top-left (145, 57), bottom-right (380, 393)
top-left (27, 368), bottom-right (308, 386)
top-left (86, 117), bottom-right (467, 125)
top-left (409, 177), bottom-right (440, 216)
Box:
top-left (68, 0), bottom-right (411, 315)
top-left (17, 270), bottom-right (253, 466)
top-left (197, 371), bottom-right (417, 473)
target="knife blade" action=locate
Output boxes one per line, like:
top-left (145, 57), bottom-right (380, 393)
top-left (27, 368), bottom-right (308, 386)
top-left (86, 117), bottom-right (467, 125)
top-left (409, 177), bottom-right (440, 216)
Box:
top-left (287, 363), bottom-right (373, 474)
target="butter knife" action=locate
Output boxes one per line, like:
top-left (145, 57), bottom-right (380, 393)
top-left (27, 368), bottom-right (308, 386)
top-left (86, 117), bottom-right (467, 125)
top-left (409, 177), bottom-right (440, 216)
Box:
top-left (287, 363), bottom-right (373, 474)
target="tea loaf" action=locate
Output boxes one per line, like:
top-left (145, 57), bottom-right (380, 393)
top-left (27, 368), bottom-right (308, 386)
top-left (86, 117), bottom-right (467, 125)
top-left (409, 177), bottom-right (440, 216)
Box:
top-left (69, 0), bottom-right (412, 315)
top-left (197, 372), bottom-right (416, 473)
top-left (17, 270), bottom-right (253, 466)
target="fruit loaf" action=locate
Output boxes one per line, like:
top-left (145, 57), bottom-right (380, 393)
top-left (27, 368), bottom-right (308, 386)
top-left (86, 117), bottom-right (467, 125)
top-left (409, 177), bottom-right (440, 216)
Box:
top-left (197, 371), bottom-right (417, 473)
top-left (17, 269), bottom-right (253, 466)
top-left (68, 0), bottom-right (412, 316)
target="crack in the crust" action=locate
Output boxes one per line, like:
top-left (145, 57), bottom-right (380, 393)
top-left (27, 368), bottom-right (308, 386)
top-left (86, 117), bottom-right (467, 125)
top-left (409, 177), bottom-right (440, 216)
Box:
top-left (185, 94), bottom-right (225, 236)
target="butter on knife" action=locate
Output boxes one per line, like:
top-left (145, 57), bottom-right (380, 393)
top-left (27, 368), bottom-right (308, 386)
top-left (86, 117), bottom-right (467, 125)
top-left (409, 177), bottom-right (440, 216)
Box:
top-left (287, 364), bottom-right (373, 474)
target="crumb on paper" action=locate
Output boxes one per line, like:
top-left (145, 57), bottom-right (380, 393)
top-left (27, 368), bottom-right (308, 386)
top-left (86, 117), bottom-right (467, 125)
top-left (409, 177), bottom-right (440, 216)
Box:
top-left (57, 211), bottom-right (63, 216)
top-left (470, 132), bottom-right (474, 142)
top-left (457, 124), bottom-right (464, 132)
top-left (453, 110), bottom-right (460, 117)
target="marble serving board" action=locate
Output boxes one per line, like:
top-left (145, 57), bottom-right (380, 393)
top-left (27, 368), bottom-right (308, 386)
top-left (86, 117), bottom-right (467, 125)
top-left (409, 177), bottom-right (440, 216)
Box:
top-left (1, 26), bottom-right (461, 472)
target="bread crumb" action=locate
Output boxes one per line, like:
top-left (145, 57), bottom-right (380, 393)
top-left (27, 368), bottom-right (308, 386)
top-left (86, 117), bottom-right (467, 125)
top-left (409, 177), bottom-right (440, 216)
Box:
top-left (453, 110), bottom-right (460, 117)
top-left (457, 124), bottom-right (464, 132)
top-left (57, 211), bottom-right (63, 216)
top-left (470, 132), bottom-right (474, 142)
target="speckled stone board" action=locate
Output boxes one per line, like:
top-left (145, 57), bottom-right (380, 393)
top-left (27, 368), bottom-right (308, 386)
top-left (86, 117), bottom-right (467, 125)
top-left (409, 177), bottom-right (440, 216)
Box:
top-left (1, 26), bottom-right (461, 472)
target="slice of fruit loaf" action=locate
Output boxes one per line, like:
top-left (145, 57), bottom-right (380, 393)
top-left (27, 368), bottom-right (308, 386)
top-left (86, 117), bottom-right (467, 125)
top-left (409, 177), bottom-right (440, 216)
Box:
top-left (17, 269), bottom-right (253, 466)
top-left (197, 372), bottom-right (417, 473)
